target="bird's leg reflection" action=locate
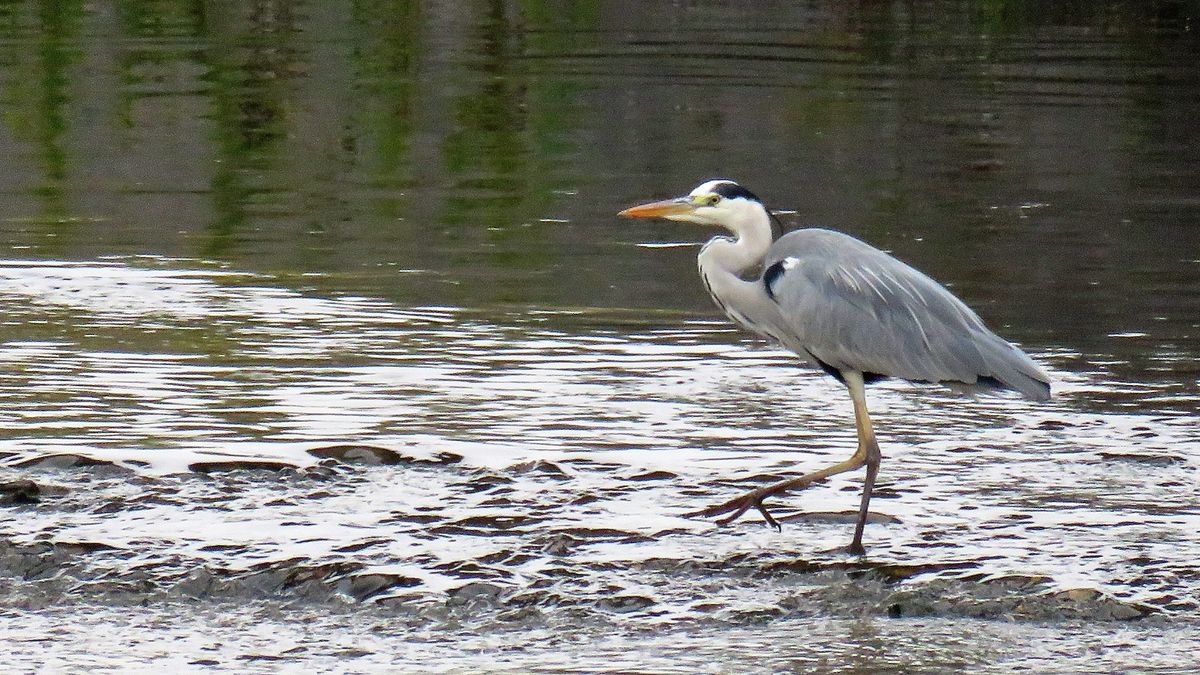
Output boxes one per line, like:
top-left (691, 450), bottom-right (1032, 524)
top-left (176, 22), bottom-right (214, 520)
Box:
top-left (687, 371), bottom-right (883, 555)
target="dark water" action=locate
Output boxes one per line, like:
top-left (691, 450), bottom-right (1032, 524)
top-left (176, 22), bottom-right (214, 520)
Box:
top-left (1, 1), bottom-right (1199, 671)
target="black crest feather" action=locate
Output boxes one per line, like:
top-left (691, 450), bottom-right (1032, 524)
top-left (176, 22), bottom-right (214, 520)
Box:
top-left (709, 180), bottom-right (786, 239)
top-left (711, 181), bottom-right (762, 203)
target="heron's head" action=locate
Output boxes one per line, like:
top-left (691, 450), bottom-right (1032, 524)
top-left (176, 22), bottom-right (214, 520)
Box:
top-left (618, 179), bottom-right (767, 232)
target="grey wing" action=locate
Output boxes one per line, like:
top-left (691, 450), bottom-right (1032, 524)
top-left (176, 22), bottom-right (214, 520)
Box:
top-left (763, 229), bottom-right (1050, 400)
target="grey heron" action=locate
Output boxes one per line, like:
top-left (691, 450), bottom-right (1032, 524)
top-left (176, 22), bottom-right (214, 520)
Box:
top-left (618, 179), bottom-right (1050, 555)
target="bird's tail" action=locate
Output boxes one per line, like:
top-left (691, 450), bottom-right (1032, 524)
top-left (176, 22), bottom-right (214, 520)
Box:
top-left (974, 333), bottom-right (1051, 401)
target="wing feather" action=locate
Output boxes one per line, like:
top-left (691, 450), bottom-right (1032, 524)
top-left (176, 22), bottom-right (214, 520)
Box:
top-left (763, 229), bottom-right (1050, 400)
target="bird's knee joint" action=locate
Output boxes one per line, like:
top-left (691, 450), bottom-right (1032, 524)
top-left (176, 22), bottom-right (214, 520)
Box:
top-left (867, 449), bottom-right (881, 468)
top-left (853, 440), bottom-right (881, 465)
top-left (864, 438), bottom-right (881, 465)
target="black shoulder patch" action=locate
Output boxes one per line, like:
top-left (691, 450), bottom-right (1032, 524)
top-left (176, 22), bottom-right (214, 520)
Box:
top-left (712, 182), bottom-right (762, 203)
top-left (763, 260), bottom-right (787, 301)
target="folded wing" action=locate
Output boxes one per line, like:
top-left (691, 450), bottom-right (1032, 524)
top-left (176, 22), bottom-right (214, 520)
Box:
top-left (763, 229), bottom-right (1050, 400)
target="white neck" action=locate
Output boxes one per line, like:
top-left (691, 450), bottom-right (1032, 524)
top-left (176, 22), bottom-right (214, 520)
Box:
top-left (698, 201), bottom-right (774, 278)
top-left (696, 201), bottom-right (781, 341)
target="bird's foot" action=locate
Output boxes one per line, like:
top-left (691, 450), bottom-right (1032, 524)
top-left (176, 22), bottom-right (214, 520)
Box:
top-left (753, 502), bottom-right (782, 532)
top-left (684, 489), bottom-right (777, 530)
top-left (686, 472), bottom-right (834, 529)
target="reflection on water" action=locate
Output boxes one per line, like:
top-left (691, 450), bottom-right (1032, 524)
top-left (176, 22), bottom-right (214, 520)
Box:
top-left (1, 1), bottom-right (1199, 671)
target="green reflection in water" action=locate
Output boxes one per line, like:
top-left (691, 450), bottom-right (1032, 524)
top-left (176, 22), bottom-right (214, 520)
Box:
top-left (0, 0), bottom-right (84, 244)
top-left (201, 2), bottom-right (294, 259)
top-left (349, 0), bottom-right (420, 205)
top-left (439, 0), bottom-right (589, 305)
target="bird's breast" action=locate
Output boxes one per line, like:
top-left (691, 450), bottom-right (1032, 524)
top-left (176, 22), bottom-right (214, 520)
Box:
top-left (701, 268), bottom-right (777, 341)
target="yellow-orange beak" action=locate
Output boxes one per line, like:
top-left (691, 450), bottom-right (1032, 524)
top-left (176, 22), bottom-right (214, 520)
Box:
top-left (617, 198), bottom-right (696, 219)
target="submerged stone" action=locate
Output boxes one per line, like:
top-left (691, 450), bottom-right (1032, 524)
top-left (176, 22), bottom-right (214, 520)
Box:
top-left (307, 445), bottom-right (462, 466)
top-left (13, 454), bottom-right (131, 472)
top-left (448, 581), bottom-right (505, 607)
top-left (189, 460), bottom-right (299, 473)
top-left (1, 479), bottom-right (43, 504)
top-left (341, 573), bottom-right (422, 602)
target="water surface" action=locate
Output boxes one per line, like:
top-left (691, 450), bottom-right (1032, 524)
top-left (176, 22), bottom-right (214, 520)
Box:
top-left (1, 1), bottom-right (1198, 672)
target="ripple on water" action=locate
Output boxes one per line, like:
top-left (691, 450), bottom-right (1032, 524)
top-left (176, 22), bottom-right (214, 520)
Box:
top-left (1, 260), bottom-right (1199, 670)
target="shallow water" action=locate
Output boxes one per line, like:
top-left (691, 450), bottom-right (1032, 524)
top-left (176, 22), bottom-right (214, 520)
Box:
top-left (1, 260), bottom-right (1198, 671)
top-left (1, 1), bottom-right (1199, 672)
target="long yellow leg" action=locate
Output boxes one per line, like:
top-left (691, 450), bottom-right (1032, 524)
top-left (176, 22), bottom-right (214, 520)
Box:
top-left (688, 370), bottom-right (883, 554)
top-left (847, 371), bottom-right (882, 555)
